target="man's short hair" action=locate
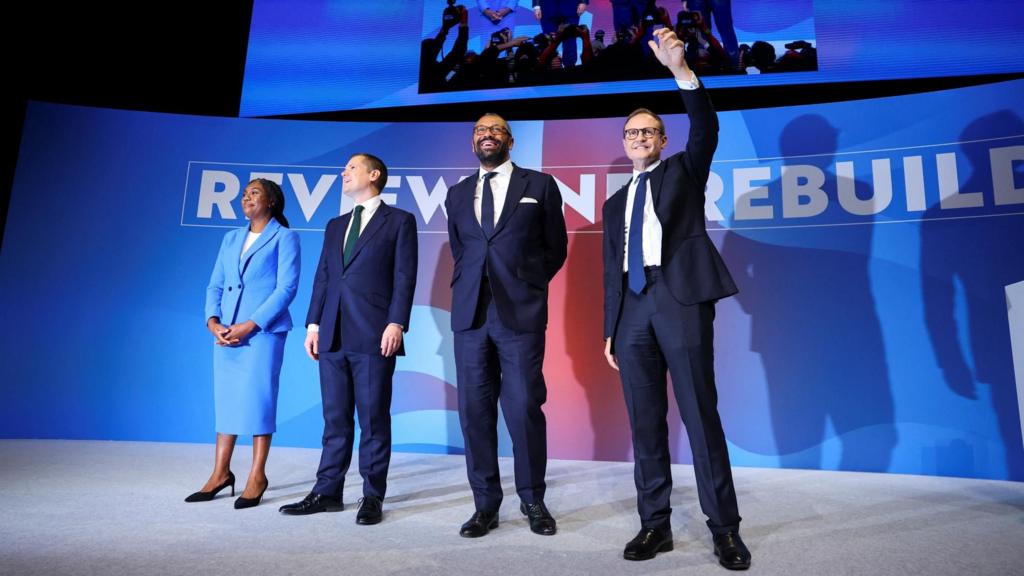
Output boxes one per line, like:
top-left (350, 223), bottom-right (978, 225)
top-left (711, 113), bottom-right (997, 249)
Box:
top-left (355, 153), bottom-right (388, 192)
top-left (624, 108), bottom-right (665, 135)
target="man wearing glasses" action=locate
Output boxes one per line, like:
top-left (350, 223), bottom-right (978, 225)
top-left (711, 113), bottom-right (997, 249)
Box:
top-left (444, 114), bottom-right (568, 538)
top-left (601, 28), bottom-right (750, 570)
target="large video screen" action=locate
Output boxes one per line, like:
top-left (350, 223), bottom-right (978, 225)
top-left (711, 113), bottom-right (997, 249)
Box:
top-left (240, 1), bottom-right (1024, 116)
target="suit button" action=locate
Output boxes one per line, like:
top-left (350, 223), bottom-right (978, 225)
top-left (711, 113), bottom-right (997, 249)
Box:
top-left (227, 286), bottom-right (232, 291)
top-left (237, 284), bottom-right (242, 289)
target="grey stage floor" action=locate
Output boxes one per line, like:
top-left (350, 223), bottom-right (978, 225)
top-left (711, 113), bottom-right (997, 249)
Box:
top-left (1, 440), bottom-right (1023, 576)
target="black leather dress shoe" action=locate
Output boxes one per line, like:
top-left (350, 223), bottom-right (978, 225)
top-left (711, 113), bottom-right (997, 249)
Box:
top-left (459, 510), bottom-right (498, 538)
top-left (355, 496), bottom-right (383, 525)
top-left (623, 527), bottom-right (674, 561)
top-left (519, 500), bottom-right (557, 535)
top-left (713, 532), bottom-right (751, 570)
top-left (278, 491), bottom-right (343, 515)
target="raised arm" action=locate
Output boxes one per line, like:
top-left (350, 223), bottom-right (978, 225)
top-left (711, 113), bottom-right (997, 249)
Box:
top-left (649, 27), bottom-right (718, 184)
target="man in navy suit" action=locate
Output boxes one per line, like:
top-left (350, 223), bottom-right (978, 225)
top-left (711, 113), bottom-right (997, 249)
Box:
top-left (601, 28), bottom-right (750, 569)
top-left (445, 113), bottom-right (567, 537)
top-left (533, 0), bottom-right (589, 67)
top-left (279, 153), bottom-right (417, 525)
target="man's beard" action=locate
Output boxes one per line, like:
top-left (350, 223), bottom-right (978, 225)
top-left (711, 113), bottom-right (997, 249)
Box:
top-left (474, 138), bottom-right (509, 165)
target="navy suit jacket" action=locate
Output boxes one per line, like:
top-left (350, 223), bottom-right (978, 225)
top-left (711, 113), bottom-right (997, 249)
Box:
top-left (602, 87), bottom-right (737, 349)
top-left (306, 201), bottom-right (418, 355)
top-left (446, 164), bottom-right (568, 333)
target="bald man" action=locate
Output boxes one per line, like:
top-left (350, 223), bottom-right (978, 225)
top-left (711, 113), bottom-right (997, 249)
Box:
top-left (445, 113), bottom-right (567, 538)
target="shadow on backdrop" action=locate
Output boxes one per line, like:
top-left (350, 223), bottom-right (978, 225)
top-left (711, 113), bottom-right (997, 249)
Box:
top-left (563, 220), bottom-right (632, 461)
top-left (920, 109), bottom-right (1024, 480)
top-left (721, 114), bottom-right (898, 472)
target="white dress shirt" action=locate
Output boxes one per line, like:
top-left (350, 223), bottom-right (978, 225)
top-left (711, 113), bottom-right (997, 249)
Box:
top-left (620, 71), bottom-right (700, 273)
top-left (308, 194), bottom-right (384, 334)
top-left (623, 160), bottom-right (664, 272)
top-left (474, 159), bottom-right (514, 228)
top-left (343, 194), bottom-right (384, 245)
top-left (240, 231), bottom-right (261, 259)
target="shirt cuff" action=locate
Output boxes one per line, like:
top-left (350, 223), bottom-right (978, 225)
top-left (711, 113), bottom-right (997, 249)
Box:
top-left (307, 323), bottom-right (319, 333)
top-left (675, 71), bottom-right (700, 90)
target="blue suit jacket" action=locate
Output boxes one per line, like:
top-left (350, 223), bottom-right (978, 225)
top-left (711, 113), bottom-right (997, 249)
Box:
top-left (205, 218), bottom-right (301, 333)
top-left (306, 202), bottom-right (418, 355)
top-left (446, 164), bottom-right (568, 333)
top-left (602, 87), bottom-right (738, 349)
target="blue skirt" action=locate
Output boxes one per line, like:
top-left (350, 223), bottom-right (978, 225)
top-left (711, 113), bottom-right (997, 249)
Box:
top-left (213, 331), bottom-right (286, 435)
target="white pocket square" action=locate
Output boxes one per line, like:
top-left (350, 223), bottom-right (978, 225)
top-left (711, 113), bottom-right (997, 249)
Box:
top-left (519, 197), bottom-right (539, 204)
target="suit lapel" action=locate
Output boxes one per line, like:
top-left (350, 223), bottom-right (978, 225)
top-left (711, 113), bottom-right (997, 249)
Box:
top-left (344, 201), bottom-right (389, 269)
top-left (239, 218), bottom-right (281, 276)
top-left (457, 174), bottom-right (485, 240)
top-left (492, 165), bottom-right (526, 238)
top-left (335, 212), bottom-right (352, 268)
top-left (609, 185), bottom-right (628, 273)
top-left (648, 160), bottom-right (666, 210)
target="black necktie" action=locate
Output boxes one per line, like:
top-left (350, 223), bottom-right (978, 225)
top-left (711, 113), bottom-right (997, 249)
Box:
top-left (481, 172), bottom-right (497, 237)
top-left (343, 205), bottom-right (364, 266)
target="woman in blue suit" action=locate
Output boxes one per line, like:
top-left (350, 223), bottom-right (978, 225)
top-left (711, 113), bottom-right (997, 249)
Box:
top-left (185, 178), bottom-right (301, 509)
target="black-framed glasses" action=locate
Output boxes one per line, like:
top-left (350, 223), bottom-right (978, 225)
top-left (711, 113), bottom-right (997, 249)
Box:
top-left (623, 127), bottom-right (662, 140)
top-left (473, 125), bottom-right (510, 136)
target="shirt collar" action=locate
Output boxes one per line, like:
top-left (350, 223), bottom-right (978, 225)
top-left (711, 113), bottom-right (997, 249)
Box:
top-left (479, 158), bottom-right (514, 181)
top-left (632, 159), bottom-right (662, 182)
top-left (355, 194), bottom-right (383, 212)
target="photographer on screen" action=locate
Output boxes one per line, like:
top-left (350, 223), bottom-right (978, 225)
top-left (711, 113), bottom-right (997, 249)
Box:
top-left (684, 0), bottom-right (739, 68)
top-left (676, 10), bottom-right (732, 75)
top-left (420, 2), bottom-right (470, 92)
top-left (533, 0), bottom-right (589, 68)
top-left (477, 0), bottom-right (519, 44)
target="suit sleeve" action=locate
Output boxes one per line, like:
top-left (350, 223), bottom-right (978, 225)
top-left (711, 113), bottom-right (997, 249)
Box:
top-left (305, 220), bottom-right (334, 327)
top-left (204, 233), bottom-right (230, 321)
top-left (677, 87), bottom-right (719, 189)
top-left (388, 212), bottom-right (418, 331)
top-left (249, 229), bottom-right (301, 330)
top-left (542, 174), bottom-right (568, 281)
top-left (445, 185), bottom-right (463, 272)
top-left (602, 201), bottom-right (618, 340)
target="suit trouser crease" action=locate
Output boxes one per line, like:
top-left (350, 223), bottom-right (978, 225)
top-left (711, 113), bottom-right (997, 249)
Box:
top-left (315, 348), bottom-right (395, 499)
top-left (615, 272), bottom-right (740, 533)
top-left (456, 291), bottom-right (547, 512)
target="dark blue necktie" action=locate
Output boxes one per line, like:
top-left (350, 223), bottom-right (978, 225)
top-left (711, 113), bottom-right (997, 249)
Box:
top-left (627, 171), bottom-right (649, 294)
top-left (481, 171), bottom-right (497, 237)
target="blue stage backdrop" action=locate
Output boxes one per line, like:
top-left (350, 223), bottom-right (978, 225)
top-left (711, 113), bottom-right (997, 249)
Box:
top-left (2, 80), bottom-right (1022, 481)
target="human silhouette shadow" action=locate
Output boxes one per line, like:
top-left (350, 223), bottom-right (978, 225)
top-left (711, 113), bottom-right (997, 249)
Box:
top-left (426, 238), bottom-right (462, 454)
top-left (563, 220), bottom-right (632, 462)
top-left (721, 114), bottom-right (897, 472)
top-left (919, 109), bottom-right (1024, 480)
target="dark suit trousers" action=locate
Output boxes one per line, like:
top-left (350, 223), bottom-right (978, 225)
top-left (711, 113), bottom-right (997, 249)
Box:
top-left (313, 347), bottom-right (395, 500)
top-left (614, 268), bottom-right (740, 534)
top-left (455, 281), bottom-right (548, 512)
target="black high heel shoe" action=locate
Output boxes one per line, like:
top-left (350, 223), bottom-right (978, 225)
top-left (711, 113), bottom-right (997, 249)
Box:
top-left (234, 480), bottom-right (268, 510)
top-left (185, 471), bottom-right (235, 502)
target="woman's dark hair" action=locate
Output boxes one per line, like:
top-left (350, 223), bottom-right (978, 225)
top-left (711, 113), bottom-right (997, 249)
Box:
top-left (251, 178), bottom-right (290, 228)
